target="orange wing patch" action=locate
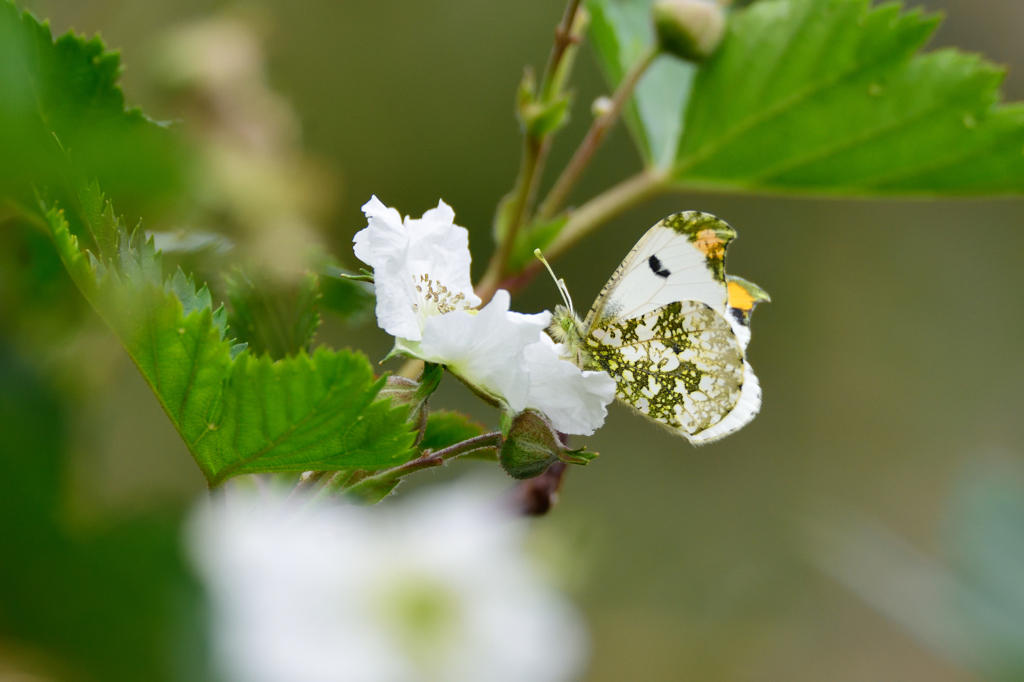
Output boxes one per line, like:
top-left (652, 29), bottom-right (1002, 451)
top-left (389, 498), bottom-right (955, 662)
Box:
top-left (728, 280), bottom-right (756, 312)
top-left (726, 276), bottom-right (770, 323)
top-left (693, 228), bottom-right (727, 261)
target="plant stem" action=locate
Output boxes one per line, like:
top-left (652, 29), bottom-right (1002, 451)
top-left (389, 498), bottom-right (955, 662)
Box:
top-left (539, 45), bottom-right (660, 220)
top-left (476, 168), bottom-right (669, 303)
top-left (478, 139), bottom-right (543, 302)
top-left (476, 0), bottom-right (586, 305)
top-left (544, 168), bottom-right (670, 262)
top-left (362, 432), bottom-right (502, 483)
top-left (287, 470), bottom-right (326, 501)
top-left (543, 0), bottom-right (585, 98)
top-left (300, 433), bottom-right (503, 511)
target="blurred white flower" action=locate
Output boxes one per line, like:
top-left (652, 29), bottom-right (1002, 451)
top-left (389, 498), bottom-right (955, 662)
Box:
top-left (188, 482), bottom-right (589, 682)
top-left (524, 335), bottom-right (617, 436)
top-left (354, 196), bottom-right (481, 342)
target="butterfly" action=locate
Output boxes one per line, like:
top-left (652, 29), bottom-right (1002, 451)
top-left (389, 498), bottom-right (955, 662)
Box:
top-left (540, 211), bottom-right (768, 444)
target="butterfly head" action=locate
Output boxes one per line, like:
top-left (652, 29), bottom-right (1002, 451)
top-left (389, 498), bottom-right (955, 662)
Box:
top-left (549, 303), bottom-right (585, 344)
top-left (535, 249), bottom-right (589, 363)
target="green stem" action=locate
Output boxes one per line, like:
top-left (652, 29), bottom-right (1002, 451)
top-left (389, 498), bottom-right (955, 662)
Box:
top-left (477, 0), bottom-right (587, 304)
top-left (542, 0), bottom-right (585, 98)
top-left (478, 168), bottom-right (670, 302)
top-left (543, 168), bottom-right (670, 263)
top-left (351, 431), bottom-right (502, 490)
top-left (478, 138), bottom-right (543, 300)
top-left (303, 432), bottom-right (504, 509)
top-left (539, 45), bottom-right (661, 220)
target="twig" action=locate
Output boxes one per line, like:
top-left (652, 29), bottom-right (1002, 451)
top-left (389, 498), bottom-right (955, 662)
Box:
top-left (544, 168), bottom-right (669, 262)
top-left (543, 0), bottom-right (585, 98)
top-left (303, 432), bottom-right (504, 510)
top-left (476, 168), bottom-right (669, 303)
top-left (538, 45), bottom-right (661, 220)
top-left (476, 0), bottom-right (587, 304)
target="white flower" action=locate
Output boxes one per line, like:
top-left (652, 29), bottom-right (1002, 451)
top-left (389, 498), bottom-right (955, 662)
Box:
top-left (187, 482), bottom-right (589, 682)
top-left (524, 335), bottom-right (617, 436)
top-left (418, 290), bottom-right (550, 411)
top-left (354, 196), bottom-right (480, 341)
top-left (353, 195), bottom-right (615, 435)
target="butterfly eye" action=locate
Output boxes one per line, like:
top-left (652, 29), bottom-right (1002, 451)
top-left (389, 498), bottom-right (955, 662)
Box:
top-left (561, 317), bottom-right (574, 333)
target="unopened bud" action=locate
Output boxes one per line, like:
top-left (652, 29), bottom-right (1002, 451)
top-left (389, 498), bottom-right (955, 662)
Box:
top-left (499, 410), bottom-right (597, 480)
top-left (377, 364), bottom-right (444, 439)
top-left (652, 0), bottom-right (726, 62)
top-left (591, 96), bottom-right (613, 118)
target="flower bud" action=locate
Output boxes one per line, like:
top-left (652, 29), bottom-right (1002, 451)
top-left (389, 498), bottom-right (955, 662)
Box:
top-left (591, 96), bottom-right (614, 118)
top-left (377, 363), bottom-right (444, 439)
top-left (499, 410), bottom-right (597, 480)
top-left (652, 0), bottom-right (726, 63)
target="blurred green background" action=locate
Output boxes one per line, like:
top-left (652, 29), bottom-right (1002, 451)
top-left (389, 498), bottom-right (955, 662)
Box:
top-left (5, 0), bottom-right (1024, 679)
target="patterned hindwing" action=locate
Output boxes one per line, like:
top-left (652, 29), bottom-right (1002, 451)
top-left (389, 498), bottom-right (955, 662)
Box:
top-left (583, 301), bottom-right (746, 442)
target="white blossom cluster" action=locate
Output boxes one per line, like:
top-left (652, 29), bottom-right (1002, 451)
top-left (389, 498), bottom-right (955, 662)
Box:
top-left (188, 482), bottom-right (589, 682)
top-left (354, 197), bottom-right (615, 436)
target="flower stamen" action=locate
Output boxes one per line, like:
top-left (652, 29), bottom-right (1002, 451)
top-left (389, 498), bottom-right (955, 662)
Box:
top-left (413, 273), bottom-right (471, 318)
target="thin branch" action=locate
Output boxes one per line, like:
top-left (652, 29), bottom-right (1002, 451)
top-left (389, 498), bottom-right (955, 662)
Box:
top-left (476, 168), bottom-right (669, 303)
top-left (544, 168), bottom-right (670, 262)
top-left (374, 431), bottom-right (502, 477)
top-left (476, 0), bottom-right (587, 304)
top-left (301, 432), bottom-right (504, 511)
top-left (541, 0), bottom-right (585, 98)
top-left (477, 138), bottom-right (544, 301)
top-left (287, 470), bottom-right (327, 502)
top-left (539, 45), bottom-right (661, 220)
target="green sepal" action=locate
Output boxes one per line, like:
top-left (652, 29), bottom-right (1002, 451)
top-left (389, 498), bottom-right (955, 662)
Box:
top-left (499, 409), bottom-right (597, 480)
top-left (522, 95), bottom-right (573, 138)
top-left (377, 363), bottom-right (445, 443)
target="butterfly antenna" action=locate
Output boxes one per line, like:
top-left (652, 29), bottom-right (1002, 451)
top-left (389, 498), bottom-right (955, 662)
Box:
top-left (534, 249), bottom-right (575, 317)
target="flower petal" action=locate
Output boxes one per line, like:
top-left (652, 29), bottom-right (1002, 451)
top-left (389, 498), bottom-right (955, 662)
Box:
top-left (353, 195), bottom-right (405, 268)
top-left (524, 335), bottom-right (616, 436)
top-left (419, 290), bottom-right (550, 411)
top-left (354, 196), bottom-right (479, 341)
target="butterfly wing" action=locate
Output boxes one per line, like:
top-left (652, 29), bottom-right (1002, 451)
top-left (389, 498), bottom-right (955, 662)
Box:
top-left (725, 275), bottom-right (771, 352)
top-left (583, 212), bottom-right (736, 331)
top-left (584, 300), bottom-right (759, 443)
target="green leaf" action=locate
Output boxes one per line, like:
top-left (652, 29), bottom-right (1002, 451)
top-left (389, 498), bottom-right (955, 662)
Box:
top-left (0, 1), bottom-right (183, 223)
top-left (587, 0), bottom-right (696, 168)
top-left (44, 199), bottom-right (416, 486)
top-left (420, 410), bottom-right (487, 453)
top-left (225, 267), bottom-right (322, 359)
top-left (672, 0), bottom-right (1024, 194)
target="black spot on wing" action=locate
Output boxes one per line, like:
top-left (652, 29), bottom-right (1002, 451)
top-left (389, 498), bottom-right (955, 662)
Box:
top-left (730, 307), bottom-right (749, 325)
top-left (648, 255), bottom-right (671, 279)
